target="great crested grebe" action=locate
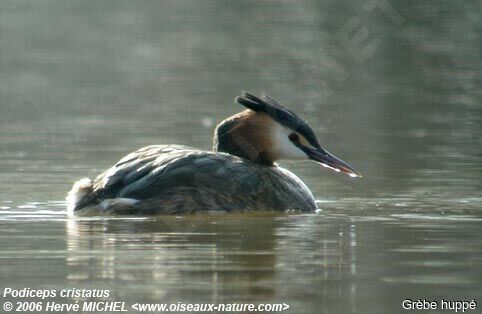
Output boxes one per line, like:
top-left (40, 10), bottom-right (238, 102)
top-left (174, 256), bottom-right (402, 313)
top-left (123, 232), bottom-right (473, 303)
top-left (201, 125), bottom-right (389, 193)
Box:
top-left (67, 92), bottom-right (361, 215)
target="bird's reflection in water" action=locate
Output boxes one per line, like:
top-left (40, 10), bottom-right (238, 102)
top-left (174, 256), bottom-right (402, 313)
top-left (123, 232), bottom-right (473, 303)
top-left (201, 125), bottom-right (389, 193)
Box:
top-left (65, 214), bottom-right (280, 304)
top-left (65, 213), bottom-right (358, 313)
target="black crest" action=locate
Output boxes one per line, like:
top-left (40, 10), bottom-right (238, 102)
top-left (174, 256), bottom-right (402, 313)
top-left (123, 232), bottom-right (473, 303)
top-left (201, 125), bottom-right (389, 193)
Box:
top-left (235, 92), bottom-right (321, 149)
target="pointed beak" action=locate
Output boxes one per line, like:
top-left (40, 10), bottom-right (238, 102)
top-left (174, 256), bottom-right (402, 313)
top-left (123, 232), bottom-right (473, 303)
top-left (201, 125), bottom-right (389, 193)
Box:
top-left (303, 146), bottom-right (362, 178)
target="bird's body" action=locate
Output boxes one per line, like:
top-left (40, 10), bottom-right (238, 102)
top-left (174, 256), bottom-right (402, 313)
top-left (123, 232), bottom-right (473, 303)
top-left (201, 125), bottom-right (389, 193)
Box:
top-left (67, 145), bottom-right (316, 215)
top-left (67, 92), bottom-right (360, 215)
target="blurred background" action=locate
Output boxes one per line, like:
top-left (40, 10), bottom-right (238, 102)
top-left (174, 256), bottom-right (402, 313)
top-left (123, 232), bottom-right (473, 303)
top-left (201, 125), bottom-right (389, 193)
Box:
top-left (0, 0), bottom-right (480, 201)
top-left (0, 1), bottom-right (480, 313)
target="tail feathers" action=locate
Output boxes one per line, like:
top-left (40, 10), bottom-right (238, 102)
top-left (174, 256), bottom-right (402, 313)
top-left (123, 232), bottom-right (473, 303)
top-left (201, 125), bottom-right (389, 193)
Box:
top-left (66, 178), bottom-right (93, 215)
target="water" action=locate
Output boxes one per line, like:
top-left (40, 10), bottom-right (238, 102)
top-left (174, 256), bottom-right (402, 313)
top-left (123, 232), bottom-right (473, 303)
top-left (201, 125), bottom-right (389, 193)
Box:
top-left (0, 1), bottom-right (481, 313)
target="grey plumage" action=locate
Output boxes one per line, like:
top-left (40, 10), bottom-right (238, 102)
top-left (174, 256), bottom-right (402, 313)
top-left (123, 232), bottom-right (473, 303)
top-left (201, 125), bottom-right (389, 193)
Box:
top-left (71, 145), bottom-right (316, 215)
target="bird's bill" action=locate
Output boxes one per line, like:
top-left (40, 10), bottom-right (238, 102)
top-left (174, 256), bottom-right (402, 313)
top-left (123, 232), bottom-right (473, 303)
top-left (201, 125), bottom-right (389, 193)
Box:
top-left (304, 147), bottom-right (362, 178)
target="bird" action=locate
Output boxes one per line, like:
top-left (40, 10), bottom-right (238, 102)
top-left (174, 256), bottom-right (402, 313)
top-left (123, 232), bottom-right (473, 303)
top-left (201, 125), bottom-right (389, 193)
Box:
top-left (66, 92), bottom-right (361, 215)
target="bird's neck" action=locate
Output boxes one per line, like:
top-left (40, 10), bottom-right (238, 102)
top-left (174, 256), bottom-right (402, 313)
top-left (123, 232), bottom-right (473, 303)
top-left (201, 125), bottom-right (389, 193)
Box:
top-left (213, 110), bottom-right (277, 166)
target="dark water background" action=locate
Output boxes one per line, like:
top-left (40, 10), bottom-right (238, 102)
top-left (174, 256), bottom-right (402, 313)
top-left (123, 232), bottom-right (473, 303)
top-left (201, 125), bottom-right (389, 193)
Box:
top-left (0, 1), bottom-right (481, 313)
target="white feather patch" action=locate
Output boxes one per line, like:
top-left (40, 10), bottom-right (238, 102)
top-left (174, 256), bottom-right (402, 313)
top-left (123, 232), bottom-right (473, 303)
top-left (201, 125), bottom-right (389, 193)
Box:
top-left (66, 177), bottom-right (92, 215)
top-left (272, 124), bottom-right (307, 160)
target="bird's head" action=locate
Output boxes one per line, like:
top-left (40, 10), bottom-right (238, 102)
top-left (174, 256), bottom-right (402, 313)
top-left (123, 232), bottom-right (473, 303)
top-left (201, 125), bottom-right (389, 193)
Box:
top-left (213, 92), bottom-right (361, 177)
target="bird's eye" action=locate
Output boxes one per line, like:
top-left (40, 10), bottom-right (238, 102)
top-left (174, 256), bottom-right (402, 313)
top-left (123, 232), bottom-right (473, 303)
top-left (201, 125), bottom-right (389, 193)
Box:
top-left (288, 133), bottom-right (299, 142)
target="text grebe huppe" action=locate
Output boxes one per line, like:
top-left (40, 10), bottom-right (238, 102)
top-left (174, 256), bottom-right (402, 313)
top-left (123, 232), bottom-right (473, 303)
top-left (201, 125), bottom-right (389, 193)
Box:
top-left (67, 92), bottom-right (361, 215)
